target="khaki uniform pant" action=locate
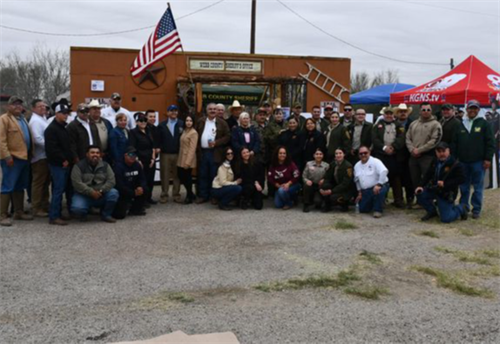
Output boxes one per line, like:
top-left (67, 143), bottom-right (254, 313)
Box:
top-left (31, 159), bottom-right (51, 213)
top-left (160, 153), bottom-right (180, 198)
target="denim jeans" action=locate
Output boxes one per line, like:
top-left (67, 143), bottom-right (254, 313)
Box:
top-left (1, 158), bottom-right (30, 193)
top-left (211, 185), bottom-right (242, 207)
top-left (48, 164), bottom-right (70, 221)
top-left (198, 150), bottom-right (218, 201)
top-left (459, 161), bottom-right (485, 215)
top-left (274, 184), bottom-right (300, 208)
top-left (417, 188), bottom-right (465, 223)
top-left (358, 183), bottom-right (389, 213)
top-left (71, 188), bottom-right (119, 219)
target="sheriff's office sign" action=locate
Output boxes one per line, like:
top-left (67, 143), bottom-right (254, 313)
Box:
top-left (189, 58), bottom-right (262, 74)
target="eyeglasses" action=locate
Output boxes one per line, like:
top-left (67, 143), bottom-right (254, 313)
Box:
top-left (344, 108), bottom-right (352, 111)
top-left (421, 109), bottom-right (432, 112)
top-left (358, 152), bottom-right (369, 156)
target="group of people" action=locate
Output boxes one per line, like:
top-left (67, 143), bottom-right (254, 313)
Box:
top-left (0, 93), bottom-right (496, 226)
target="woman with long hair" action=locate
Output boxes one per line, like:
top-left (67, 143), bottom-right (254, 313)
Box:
top-left (129, 112), bottom-right (156, 205)
top-left (211, 147), bottom-right (242, 210)
top-left (267, 146), bottom-right (300, 210)
top-left (302, 118), bottom-right (326, 165)
top-left (324, 111), bottom-right (351, 163)
top-left (234, 147), bottom-right (265, 210)
top-left (278, 117), bottom-right (304, 170)
top-left (320, 148), bottom-right (357, 212)
top-left (177, 115), bottom-right (198, 204)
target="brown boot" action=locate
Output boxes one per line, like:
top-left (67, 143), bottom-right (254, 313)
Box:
top-left (0, 194), bottom-right (12, 226)
top-left (12, 192), bottom-right (33, 221)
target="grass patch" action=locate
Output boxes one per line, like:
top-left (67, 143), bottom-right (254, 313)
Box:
top-left (411, 266), bottom-right (494, 298)
top-left (419, 230), bottom-right (440, 238)
top-left (167, 292), bottom-right (195, 303)
top-left (359, 250), bottom-right (382, 265)
top-left (482, 249), bottom-right (500, 259)
top-left (467, 265), bottom-right (500, 277)
top-left (434, 247), bottom-right (493, 265)
top-left (344, 286), bottom-right (389, 300)
top-left (254, 269), bottom-right (360, 292)
top-left (459, 228), bottom-right (475, 237)
top-left (334, 219), bottom-right (358, 230)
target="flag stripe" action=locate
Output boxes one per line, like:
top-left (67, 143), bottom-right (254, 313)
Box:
top-left (130, 7), bottom-right (183, 78)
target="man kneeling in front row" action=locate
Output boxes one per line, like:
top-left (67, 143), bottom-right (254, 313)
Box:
top-left (416, 142), bottom-right (468, 223)
top-left (71, 145), bottom-right (119, 223)
top-left (112, 147), bottom-right (148, 219)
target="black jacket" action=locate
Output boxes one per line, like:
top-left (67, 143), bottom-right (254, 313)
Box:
top-left (302, 129), bottom-right (326, 164)
top-left (113, 161), bottom-right (147, 198)
top-left (67, 118), bottom-right (102, 161)
top-left (235, 160), bottom-right (265, 190)
top-left (44, 119), bottom-right (75, 166)
top-left (278, 129), bottom-right (305, 168)
top-left (420, 156), bottom-right (465, 201)
top-left (158, 119), bottom-right (184, 154)
top-left (129, 127), bottom-right (155, 165)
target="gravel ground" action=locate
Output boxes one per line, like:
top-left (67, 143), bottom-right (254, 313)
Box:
top-left (1, 189), bottom-right (499, 344)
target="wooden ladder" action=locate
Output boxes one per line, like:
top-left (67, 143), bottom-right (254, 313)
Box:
top-left (299, 62), bottom-right (350, 104)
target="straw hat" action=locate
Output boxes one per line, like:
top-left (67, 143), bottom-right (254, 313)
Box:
top-left (229, 100), bottom-right (244, 111)
top-left (393, 103), bottom-right (413, 113)
top-left (379, 106), bottom-right (394, 115)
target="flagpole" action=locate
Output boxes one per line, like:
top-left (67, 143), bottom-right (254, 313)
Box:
top-left (168, 2), bottom-right (197, 115)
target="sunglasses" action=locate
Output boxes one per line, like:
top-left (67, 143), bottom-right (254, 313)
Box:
top-left (344, 108), bottom-right (352, 111)
top-left (358, 152), bottom-right (369, 156)
top-left (226, 152), bottom-right (234, 155)
top-left (421, 109), bottom-right (432, 112)
top-left (137, 118), bottom-right (147, 123)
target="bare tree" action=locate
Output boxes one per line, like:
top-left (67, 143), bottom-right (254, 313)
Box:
top-left (350, 71), bottom-right (370, 93)
top-left (370, 69), bottom-right (400, 88)
top-left (0, 45), bottom-right (70, 106)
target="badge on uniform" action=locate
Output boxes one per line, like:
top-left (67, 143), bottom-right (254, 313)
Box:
top-left (347, 168), bottom-right (353, 178)
top-left (474, 127), bottom-right (481, 132)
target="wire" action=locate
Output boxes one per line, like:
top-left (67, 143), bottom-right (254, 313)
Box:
top-left (0, 0), bottom-right (225, 37)
top-left (276, 0), bottom-right (450, 66)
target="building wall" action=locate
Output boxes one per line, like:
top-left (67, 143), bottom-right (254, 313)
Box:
top-left (71, 47), bottom-right (350, 120)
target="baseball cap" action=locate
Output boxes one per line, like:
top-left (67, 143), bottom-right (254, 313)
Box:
top-left (466, 100), bottom-right (480, 109)
top-left (8, 96), bottom-right (24, 105)
top-left (125, 146), bottom-right (137, 156)
top-left (435, 142), bottom-right (449, 150)
top-left (55, 104), bottom-right (70, 114)
top-left (263, 101), bottom-right (271, 107)
top-left (111, 92), bottom-right (121, 100)
top-left (324, 104), bottom-right (333, 110)
top-left (293, 102), bottom-right (302, 108)
top-left (167, 105), bottom-right (179, 111)
top-left (442, 103), bottom-right (454, 110)
top-left (257, 107), bottom-right (267, 114)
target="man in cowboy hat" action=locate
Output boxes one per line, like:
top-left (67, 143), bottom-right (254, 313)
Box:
top-left (0, 96), bottom-right (34, 226)
top-left (88, 99), bottom-right (113, 161)
top-left (226, 100), bottom-right (244, 130)
top-left (101, 92), bottom-right (136, 129)
top-left (452, 100), bottom-right (495, 219)
top-left (440, 103), bottom-right (461, 144)
top-left (372, 107), bottom-right (406, 208)
top-left (394, 103), bottom-right (415, 208)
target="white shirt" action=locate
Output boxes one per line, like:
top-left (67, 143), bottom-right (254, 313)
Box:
top-left (77, 117), bottom-right (93, 145)
top-left (354, 156), bottom-right (388, 190)
top-left (101, 106), bottom-right (136, 129)
top-left (201, 117), bottom-right (217, 149)
top-left (28, 113), bottom-right (48, 163)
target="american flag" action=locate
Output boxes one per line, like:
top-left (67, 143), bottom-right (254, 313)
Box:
top-left (130, 7), bottom-right (183, 77)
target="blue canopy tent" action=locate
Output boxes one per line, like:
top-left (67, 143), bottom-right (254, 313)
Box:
top-left (350, 83), bottom-right (415, 104)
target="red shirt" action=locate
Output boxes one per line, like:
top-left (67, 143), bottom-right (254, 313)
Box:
top-left (267, 162), bottom-right (300, 186)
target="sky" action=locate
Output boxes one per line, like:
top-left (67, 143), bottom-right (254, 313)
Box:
top-left (1, 0), bottom-right (499, 86)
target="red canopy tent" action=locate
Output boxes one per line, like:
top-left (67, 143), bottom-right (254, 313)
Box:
top-left (390, 55), bottom-right (500, 106)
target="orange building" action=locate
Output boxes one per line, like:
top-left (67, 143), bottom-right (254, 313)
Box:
top-left (70, 47), bottom-right (351, 120)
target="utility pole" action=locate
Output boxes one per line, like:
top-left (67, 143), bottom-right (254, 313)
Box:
top-left (450, 58), bottom-right (454, 70)
top-left (250, 0), bottom-right (256, 54)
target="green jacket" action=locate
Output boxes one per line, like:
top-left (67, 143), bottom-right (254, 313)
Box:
top-left (452, 117), bottom-right (495, 163)
top-left (71, 159), bottom-right (116, 196)
top-left (323, 124), bottom-right (351, 162)
top-left (371, 120), bottom-right (406, 161)
top-left (321, 159), bottom-right (356, 201)
top-left (440, 116), bottom-right (462, 144)
top-left (263, 120), bottom-right (288, 160)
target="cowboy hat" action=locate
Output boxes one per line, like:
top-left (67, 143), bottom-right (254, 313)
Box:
top-left (379, 106), bottom-right (394, 115)
top-left (393, 103), bottom-right (413, 113)
top-left (87, 99), bottom-right (103, 108)
top-left (229, 100), bottom-right (244, 111)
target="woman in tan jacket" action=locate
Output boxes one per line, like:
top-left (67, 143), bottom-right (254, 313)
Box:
top-left (177, 116), bottom-right (198, 204)
top-left (211, 147), bottom-right (242, 210)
